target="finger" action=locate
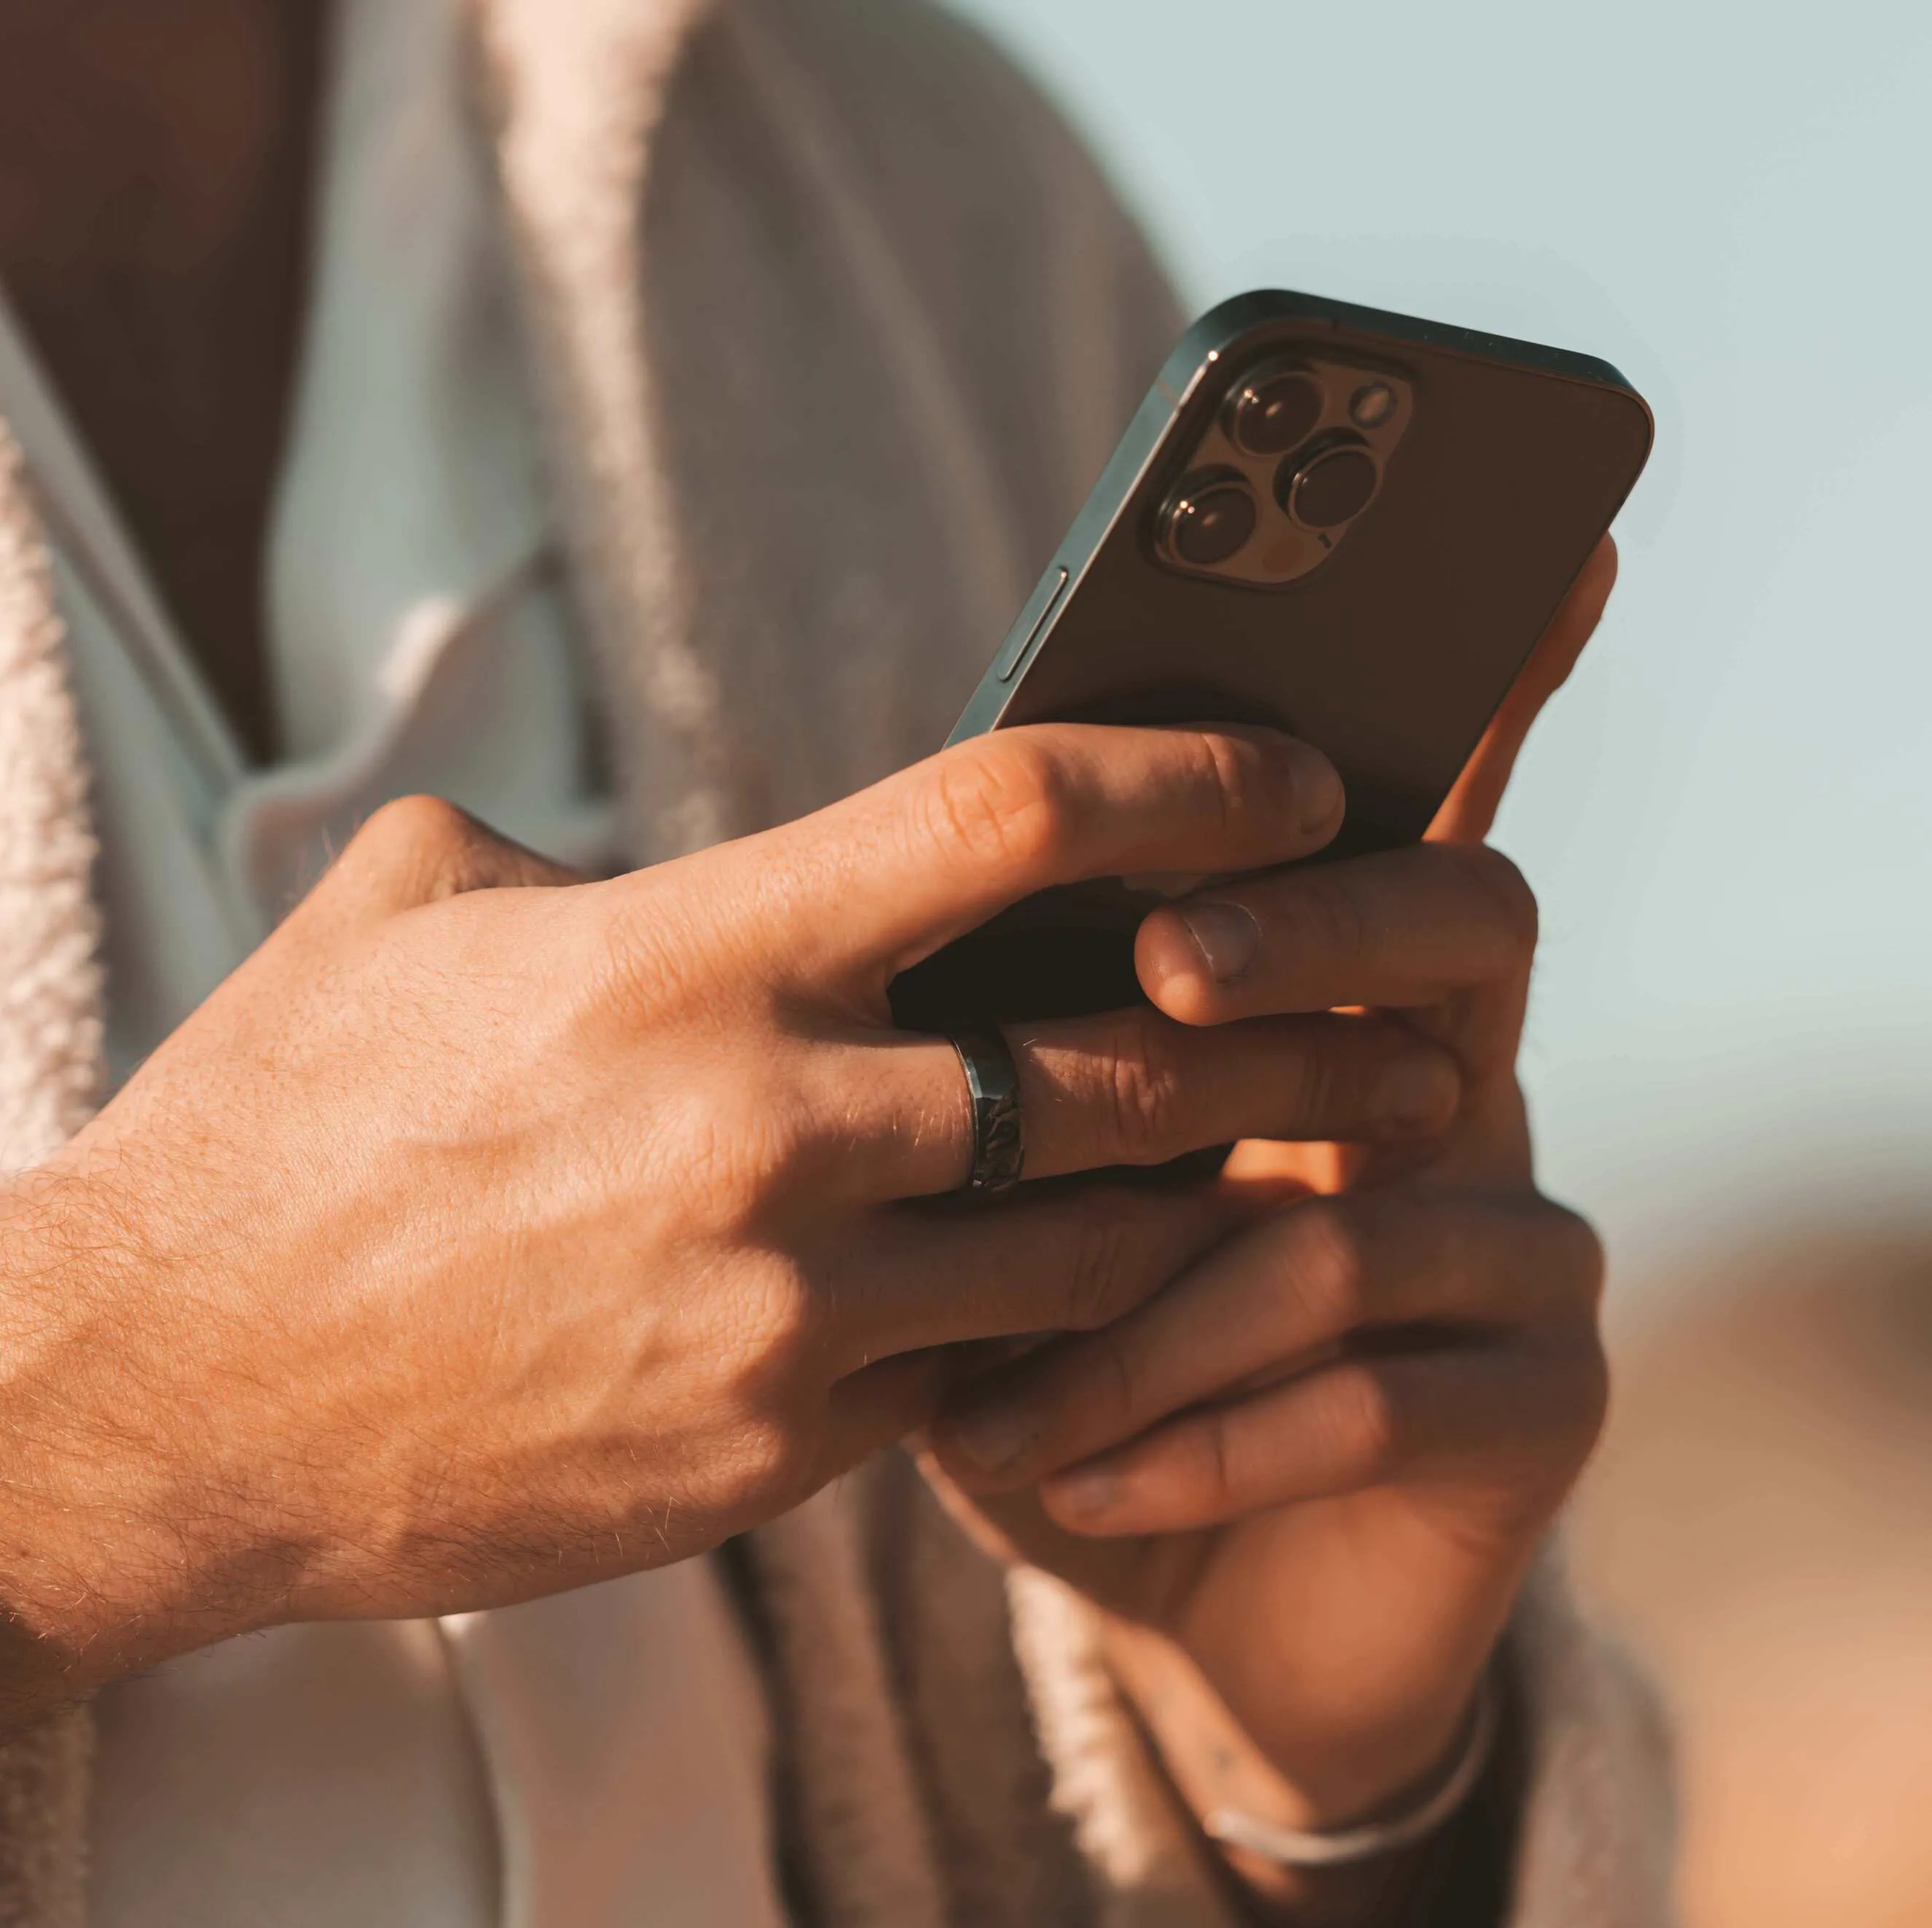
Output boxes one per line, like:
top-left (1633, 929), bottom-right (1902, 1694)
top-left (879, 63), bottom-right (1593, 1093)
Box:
top-left (739, 1347), bottom-right (973, 1508)
top-left (645, 723), bottom-right (1343, 994)
top-left (825, 1350), bottom-right (959, 1460)
top-left (930, 1189), bottom-right (1603, 1487)
top-left (1011, 1009), bottom-right (1461, 1181)
top-left (1135, 842), bottom-right (1538, 1076)
top-left (1034, 1336), bottom-right (1608, 1538)
top-left (1432, 535), bottom-right (1617, 846)
top-left (838, 1176), bottom-right (1264, 1362)
top-left (830, 1009), bottom-right (1461, 1200)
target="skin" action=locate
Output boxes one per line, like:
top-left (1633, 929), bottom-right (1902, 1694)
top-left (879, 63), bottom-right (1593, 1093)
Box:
top-left (928, 546), bottom-right (1617, 1915)
top-left (1, 725), bottom-right (1463, 1707)
top-left (0, 7), bottom-right (1619, 1920)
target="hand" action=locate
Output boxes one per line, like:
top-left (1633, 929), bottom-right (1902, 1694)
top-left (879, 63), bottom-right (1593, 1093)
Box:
top-left (0, 720), bottom-right (1464, 1729)
top-left (925, 540), bottom-right (1619, 1905)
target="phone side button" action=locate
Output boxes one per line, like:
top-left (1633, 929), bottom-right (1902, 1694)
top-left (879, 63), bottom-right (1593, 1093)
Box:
top-left (994, 567), bottom-right (1070, 682)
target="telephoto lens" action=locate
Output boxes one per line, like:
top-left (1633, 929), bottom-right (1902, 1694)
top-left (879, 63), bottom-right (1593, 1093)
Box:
top-left (1283, 444), bottom-right (1379, 528)
top-left (1162, 470), bottom-right (1257, 565)
top-left (1227, 363), bottom-right (1324, 456)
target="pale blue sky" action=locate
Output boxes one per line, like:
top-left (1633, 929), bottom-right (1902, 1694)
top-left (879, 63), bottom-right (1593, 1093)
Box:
top-left (951, 0), bottom-right (1932, 1305)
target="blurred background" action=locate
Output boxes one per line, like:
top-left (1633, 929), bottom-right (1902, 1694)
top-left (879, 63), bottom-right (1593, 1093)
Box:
top-left (948, 2), bottom-right (1932, 1922)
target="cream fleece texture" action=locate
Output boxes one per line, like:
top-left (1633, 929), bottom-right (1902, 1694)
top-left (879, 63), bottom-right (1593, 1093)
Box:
top-left (0, 1), bottom-right (1674, 1919)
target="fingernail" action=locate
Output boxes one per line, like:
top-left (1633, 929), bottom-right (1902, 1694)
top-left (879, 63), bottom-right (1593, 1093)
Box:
top-left (1179, 902), bottom-right (1260, 984)
top-left (1046, 1465), bottom-right (1120, 1521)
top-left (1380, 1052), bottom-right (1461, 1131)
top-left (1286, 739), bottom-right (1344, 835)
top-left (946, 1400), bottom-right (1036, 1476)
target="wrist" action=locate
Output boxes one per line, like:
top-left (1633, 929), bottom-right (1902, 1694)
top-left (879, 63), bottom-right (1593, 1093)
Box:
top-left (0, 1168), bottom-right (283, 1724)
top-left (1104, 1613), bottom-right (1483, 1827)
top-left (1098, 1616), bottom-right (1493, 1917)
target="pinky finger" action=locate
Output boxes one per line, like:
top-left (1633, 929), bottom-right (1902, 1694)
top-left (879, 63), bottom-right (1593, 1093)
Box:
top-left (1037, 1339), bottom-right (1604, 1538)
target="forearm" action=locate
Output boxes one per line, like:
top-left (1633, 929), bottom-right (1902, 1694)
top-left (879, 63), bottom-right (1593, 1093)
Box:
top-left (1099, 1617), bottom-right (1518, 1927)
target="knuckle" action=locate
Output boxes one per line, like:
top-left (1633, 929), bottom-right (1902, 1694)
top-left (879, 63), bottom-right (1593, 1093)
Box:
top-left (1179, 726), bottom-right (1314, 853)
top-left (354, 793), bottom-right (474, 867)
top-left (1282, 1039), bottom-right (1343, 1136)
top-left (1523, 1331), bottom-right (1611, 1485)
top-left (1187, 1411), bottom-right (1240, 1515)
top-left (660, 1079), bottom-right (823, 1229)
top-left (1100, 1010), bottom-right (1188, 1162)
top-left (1292, 867), bottom-right (1375, 965)
top-left (1278, 1201), bottom-right (1373, 1333)
top-left (1459, 846), bottom-right (1541, 958)
top-left (1542, 1202), bottom-right (1608, 1313)
top-left (1568, 1337), bottom-right (1611, 1451)
top-left (1060, 1194), bottom-right (1152, 1331)
top-left (1182, 728), bottom-right (1257, 838)
top-left (1321, 1364), bottom-right (1402, 1479)
top-left (725, 1259), bottom-right (827, 1392)
top-left (720, 1411), bottom-right (822, 1516)
top-left (601, 873), bottom-right (713, 1012)
top-left (920, 739), bottom-right (1069, 878)
top-left (1090, 1331), bottom-right (1146, 1438)
top-left (337, 794), bottom-right (526, 908)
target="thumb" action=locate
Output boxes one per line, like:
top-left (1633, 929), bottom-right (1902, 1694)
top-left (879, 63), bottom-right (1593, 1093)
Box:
top-left (678, 722), bottom-right (1340, 1004)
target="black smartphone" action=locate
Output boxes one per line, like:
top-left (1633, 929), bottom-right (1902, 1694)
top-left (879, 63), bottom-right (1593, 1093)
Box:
top-left (889, 288), bottom-right (1652, 1036)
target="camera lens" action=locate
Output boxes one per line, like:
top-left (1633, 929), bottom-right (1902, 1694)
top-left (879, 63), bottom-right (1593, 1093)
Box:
top-left (1227, 367), bottom-right (1323, 456)
top-left (1350, 381), bottom-right (1396, 429)
top-left (1162, 471), bottom-right (1256, 566)
top-left (1282, 444), bottom-right (1379, 529)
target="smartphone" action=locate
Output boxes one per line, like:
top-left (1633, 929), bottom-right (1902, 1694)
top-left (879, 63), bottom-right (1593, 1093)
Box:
top-left (889, 288), bottom-right (1652, 1035)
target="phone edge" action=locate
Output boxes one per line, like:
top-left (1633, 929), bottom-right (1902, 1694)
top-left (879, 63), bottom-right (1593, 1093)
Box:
top-left (946, 288), bottom-right (1654, 748)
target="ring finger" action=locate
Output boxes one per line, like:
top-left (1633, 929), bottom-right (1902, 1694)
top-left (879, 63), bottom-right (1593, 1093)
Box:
top-left (833, 1007), bottom-right (1463, 1203)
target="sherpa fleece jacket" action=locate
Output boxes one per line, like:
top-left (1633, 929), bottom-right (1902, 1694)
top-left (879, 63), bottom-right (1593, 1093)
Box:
top-left (0, 1), bottom-right (1677, 1921)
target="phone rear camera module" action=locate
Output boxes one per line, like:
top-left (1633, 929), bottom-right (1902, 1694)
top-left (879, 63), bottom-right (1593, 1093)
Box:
top-left (1226, 365), bottom-right (1324, 456)
top-left (1280, 442), bottom-right (1379, 530)
top-left (1349, 381), bottom-right (1396, 429)
top-left (1161, 468), bottom-right (1257, 567)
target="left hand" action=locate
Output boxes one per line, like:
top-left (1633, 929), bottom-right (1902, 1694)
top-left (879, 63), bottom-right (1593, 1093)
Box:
top-left (923, 540), bottom-right (1619, 1887)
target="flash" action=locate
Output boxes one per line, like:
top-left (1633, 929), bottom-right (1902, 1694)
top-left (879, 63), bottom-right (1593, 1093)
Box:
top-left (1350, 382), bottom-right (1396, 429)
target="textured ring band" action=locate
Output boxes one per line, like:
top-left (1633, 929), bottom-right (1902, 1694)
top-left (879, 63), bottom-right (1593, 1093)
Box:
top-left (948, 1028), bottom-right (1025, 1200)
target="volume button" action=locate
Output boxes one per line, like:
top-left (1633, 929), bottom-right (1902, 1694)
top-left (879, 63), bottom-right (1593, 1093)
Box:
top-left (994, 567), bottom-right (1070, 682)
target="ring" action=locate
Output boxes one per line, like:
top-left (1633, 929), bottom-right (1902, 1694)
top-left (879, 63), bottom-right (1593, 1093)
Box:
top-left (948, 1028), bottom-right (1024, 1200)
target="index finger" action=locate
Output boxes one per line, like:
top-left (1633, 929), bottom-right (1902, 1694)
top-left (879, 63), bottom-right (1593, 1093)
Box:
top-left (700, 723), bottom-right (1343, 992)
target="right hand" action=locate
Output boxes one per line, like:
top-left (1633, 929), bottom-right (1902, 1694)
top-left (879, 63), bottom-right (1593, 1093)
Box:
top-left (0, 723), bottom-right (1459, 1715)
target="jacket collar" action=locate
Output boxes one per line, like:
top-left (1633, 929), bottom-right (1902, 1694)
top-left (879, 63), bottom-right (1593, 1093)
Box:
top-left (467, 0), bottom-right (730, 862)
top-left (0, 0), bottom-right (721, 1177)
top-left (0, 422), bottom-right (103, 1174)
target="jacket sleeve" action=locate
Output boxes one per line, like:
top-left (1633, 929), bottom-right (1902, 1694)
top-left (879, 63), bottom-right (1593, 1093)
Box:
top-left (1008, 1543), bottom-right (1678, 1928)
top-left (1501, 1548), bottom-right (1678, 1927)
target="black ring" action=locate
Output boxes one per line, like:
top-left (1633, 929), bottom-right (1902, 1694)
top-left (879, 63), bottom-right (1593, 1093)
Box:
top-left (949, 1027), bottom-right (1024, 1200)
